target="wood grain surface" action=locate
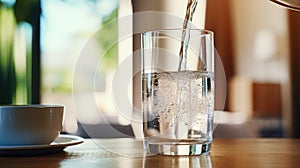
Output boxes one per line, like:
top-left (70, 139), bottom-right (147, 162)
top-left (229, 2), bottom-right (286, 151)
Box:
top-left (0, 138), bottom-right (300, 168)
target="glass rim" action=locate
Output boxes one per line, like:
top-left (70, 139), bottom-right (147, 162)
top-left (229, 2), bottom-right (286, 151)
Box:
top-left (142, 28), bottom-right (213, 36)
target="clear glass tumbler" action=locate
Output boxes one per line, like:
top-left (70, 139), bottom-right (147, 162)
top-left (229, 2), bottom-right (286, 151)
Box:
top-left (141, 29), bottom-right (214, 155)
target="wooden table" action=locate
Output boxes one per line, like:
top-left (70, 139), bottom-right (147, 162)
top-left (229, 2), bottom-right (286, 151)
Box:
top-left (0, 138), bottom-right (300, 168)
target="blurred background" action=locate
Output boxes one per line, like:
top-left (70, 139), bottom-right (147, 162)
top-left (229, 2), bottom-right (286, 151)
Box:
top-left (0, 0), bottom-right (299, 138)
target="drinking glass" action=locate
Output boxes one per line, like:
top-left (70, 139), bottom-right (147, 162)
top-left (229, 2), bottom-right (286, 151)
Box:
top-left (141, 29), bottom-right (214, 155)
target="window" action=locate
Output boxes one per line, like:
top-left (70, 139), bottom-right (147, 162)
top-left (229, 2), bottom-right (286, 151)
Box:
top-left (41, 0), bottom-right (123, 134)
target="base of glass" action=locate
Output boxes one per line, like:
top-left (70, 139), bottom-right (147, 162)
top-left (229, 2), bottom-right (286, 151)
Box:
top-left (145, 142), bottom-right (211, 156)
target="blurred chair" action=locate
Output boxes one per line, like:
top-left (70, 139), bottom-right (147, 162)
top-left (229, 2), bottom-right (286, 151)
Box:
top-left (227, 76), bottom-right (283, 137)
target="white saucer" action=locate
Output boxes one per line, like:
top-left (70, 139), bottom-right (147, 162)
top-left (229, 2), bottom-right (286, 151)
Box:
top-left (0, 134), bottom-right (84, 156)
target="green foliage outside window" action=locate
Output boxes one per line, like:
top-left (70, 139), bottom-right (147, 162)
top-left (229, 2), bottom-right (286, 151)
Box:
top-left (0, 2), bottom-right (17, 104)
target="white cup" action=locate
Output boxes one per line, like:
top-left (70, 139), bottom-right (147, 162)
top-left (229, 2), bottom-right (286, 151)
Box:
top-left (0, 105), bottom-right (64, 146)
